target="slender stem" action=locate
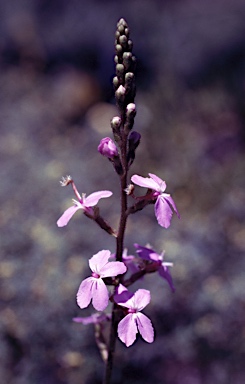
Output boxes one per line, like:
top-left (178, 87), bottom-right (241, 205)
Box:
top-left (103, 133), bottom-right (128, 384)
top-left (116, 172), bottom-right (128, 262)
top-left (103, 302), bottom-right (118, 384)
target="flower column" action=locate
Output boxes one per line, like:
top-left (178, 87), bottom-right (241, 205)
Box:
top-left (102, 18), bottom-right (138, 384)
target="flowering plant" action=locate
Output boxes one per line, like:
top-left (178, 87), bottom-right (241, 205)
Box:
top-left (57, 18), bottom-right (179, 384)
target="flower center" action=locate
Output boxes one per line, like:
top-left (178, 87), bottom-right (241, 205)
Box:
top-left (92, 272), bottom-right (100, 279)
top-left (128, 308), bottom-right (137, 314)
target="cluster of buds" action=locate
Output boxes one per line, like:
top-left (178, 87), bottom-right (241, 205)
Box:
top-left (97, 18), bottom-right (141, 176)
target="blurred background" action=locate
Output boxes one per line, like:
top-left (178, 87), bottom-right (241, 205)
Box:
top-left (1, 0), bottom-right (245, 383)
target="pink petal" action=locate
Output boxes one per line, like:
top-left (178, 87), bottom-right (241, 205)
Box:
top-left (154, 195), bottom-right (173, 228)
top-left (57, 205), bottom-right (81, 227)
top-left (136, 313), bottom-right (154, 343)
top-left (76, 277), bottom-right (94, 309)
top-left (148, 173), bottom-right (166, 191)
top-left (114, 284), bottom-right (134, 305)
top-left (158, 265), bottom-right (175, 292)
top-left (84, 191), bottom-right (112, 207)
top-left (91, 279), bottom-right (109, 311)
top-left (131, 174), bottom-right (159, 191)
top-left (165, 195), bottom-right (180, 219)
top-left (118, 314), bottom-right (138, 347)
top-left (100, 261), bottom-right (127, 278)
top-left (134, 244), bottom-right (160, 262)
top-left (133, 289), bottom-right (151, 311)
top-left (89, 250), bottom-right (111, 274)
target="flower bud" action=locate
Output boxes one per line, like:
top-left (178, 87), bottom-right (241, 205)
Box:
top-left (111, 116), bottom-right (121, 130)
top-left (128, 131), bottom-right (141, 147)
top-left (115, 85), bottom-right (126, 103)
top-left (126, 103), bottom-right (136, 118)
top-left (127, 131), bottom-right (141, 167)
top-left (98, 137), bottom-right (118, 158)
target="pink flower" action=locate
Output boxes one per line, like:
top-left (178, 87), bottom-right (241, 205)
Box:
top-left (134, 244), bottom-right (175, 292)
top-left (77, 250), bottom-right (127, 311)
top-left (114, 284), bottom-right (154, 347)
top-left (131, 173), bottom-right (180, 228)
top-left (57, 178), bottom-right (112, 227)
top-left (98, 137), bottom-right (118, 158)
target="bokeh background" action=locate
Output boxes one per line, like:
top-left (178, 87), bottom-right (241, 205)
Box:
top-left (1, 0), bottom-right (245, 383)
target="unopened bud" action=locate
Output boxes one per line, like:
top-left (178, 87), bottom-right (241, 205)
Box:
top-left (116, 64), bottom-right (124, 77)
top-left (123, 52), bottom-right (133, 70)
top-left (115, 44), bottom-right (123, 55)
top-left (118, 24), bottom-right (125, 34)
top-left (124, 28), bottom-right (129, 37)
top-left (127, 40), bottom-right (133, 51)
top-left (126, 103), bottom-right (136, 118)
top-left (98, 137), bottom-right (118, 158)
top-left (125, 72), bottom-right (136, 103)
top-left (127, 131), bottom-right (141, 167)
top-left (115, 85), bottom-right (126, 102)
top-left (111, 116), bottom-right (121, 130)
top-left (118, 18), bottom-right (127, 28)
top-left (128, 131), bottom-right (141, 147)
top-left (119, 35), bottom-right (127, 48)
top-left (125, 72), bottom-right (135, 89)
top-left (111, 116), bottom-right (122, 144)
top-left (113, 76), bottom-right (119, 89)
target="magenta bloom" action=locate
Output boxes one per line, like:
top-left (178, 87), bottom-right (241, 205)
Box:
top-left (114, 284), bottom-right (154, 347)
top-left (77, 250), bottom-right (127, 311)
top-left (134, 244), bottom-right (175, 292)
top-left (98, 137), bottom-right (118, 158)
top-left (57, 190), bottom-right (112, 227)
top-left (131, 173), bottom-right (180, 228)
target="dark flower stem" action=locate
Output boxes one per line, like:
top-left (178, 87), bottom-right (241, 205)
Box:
top-left (103, 302), bottom-right (118, 384)
top-left (103, 18), bottom-right (136, 383)
top-left (103, 142), bottom-right (128, 384)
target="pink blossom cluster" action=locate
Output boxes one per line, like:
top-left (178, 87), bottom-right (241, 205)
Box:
top-left (57, 168), bottom-right (179, 347)
top-left (72, 241), bottom-right (176, 346)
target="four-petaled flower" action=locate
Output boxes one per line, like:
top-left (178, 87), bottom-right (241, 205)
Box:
top-left (134, 243), bottom-right (175, 292)
top-left (131, 173), bottom-right (180, 228)
top-left (57, 189), bottom-right (112, 227)
top-left (114, 284), bottom-right (154, 347)
top-left (77, 250), bottom-right (127, 311)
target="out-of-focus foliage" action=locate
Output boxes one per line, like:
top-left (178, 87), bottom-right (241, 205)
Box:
top-left (1, 0), bottom-right (245, 383)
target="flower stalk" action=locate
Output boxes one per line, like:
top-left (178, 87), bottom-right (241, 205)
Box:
top-left (57, 17), bottom-right (180, 384)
